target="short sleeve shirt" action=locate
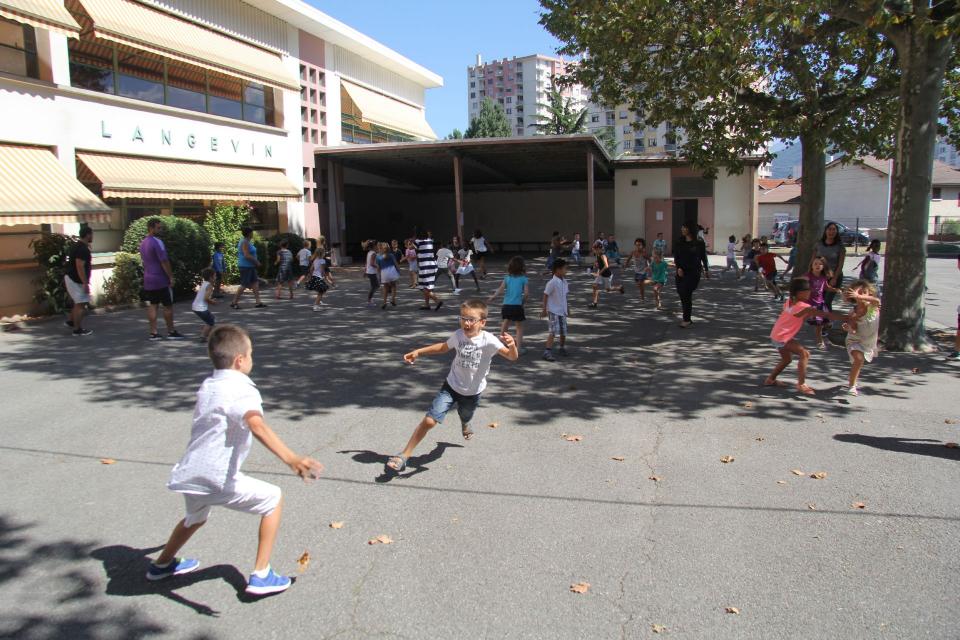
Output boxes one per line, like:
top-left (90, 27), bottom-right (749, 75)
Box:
top-left (436, 247), bottom-right (453, 269)
top-left (278, 249), bottom-right (293, 272)
top-left (167, 369), bottom-right (264, 495)
top-left (237, 240), bottom-right (257, 268)
top-left (757, 253), bottom-right (777, 276)
top-left (815, 240), bottom-right (845, 273)
top-left (140, 235), bottom-right (170, 290)
top-left (543, 275), bottom-right (569, 316)
top-left (212, 252), bottom-right (225, 273)
top-left (503, 275), bottom-right (528, 305)
top-left (445, 329), bottom-right (505, 396)
top-left (66, 241), bottom-right (92, 284)
top-left (297, 248), bottom-right (312, 266)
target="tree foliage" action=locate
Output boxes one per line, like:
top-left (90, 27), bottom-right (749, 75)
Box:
top-left (122, 215), bottom-right (209, 297)
top-left (465, 98), bottom-right (512, 138)
top-left (529, 84), bottom-right (589, 135)
top-left (445, 128), bottom-right (464, 140)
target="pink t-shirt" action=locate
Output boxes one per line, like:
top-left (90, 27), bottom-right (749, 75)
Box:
top-left (770, 300), bottom-right (811, 343)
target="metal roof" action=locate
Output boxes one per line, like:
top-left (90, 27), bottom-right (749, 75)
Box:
top-left (315, 135), bottom-right (615, 189)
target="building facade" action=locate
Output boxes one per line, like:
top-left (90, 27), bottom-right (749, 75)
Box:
top-left (0, 0), bottom-right (440, 317)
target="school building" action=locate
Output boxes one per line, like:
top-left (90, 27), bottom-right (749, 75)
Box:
top-left (0, 0), bottom-right (441, 317)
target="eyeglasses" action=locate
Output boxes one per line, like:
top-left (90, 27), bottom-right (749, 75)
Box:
top-left (459, 316), bottom-right (485, 325)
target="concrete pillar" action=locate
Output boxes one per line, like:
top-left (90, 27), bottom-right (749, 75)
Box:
top-left (587, 150), bottom-right (595, 242)
top-left (453, 155), bottom-right (464, 242)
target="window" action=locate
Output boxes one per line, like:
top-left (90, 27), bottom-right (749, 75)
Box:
top-left (487, 78), bottom-right (493, 84)
top-left (591, 114), bottom-right (600, 123)
top-left (68, 39), bottom-right (114, 93)
top-left (243, 83), bottom-right (273, 125)
top-left (623, 125), bottom-right (632, 134)
top-left (932, 187), bottom-right (942, 200)
top-left (470, 81), bottom-right (475, 88)
top-left (166, 61), bottom-right (206, 112)
top-left (623, 139), bottom-right (632, 149)
top-left (506, 96), bottom-right (512, 103)
top-left (516, 128), bottom-right (524, 135)
top-left (515, 62), bottom-right (522, 69)
top-left (117, 51), bottom-right (164, 104)
top-left (635, 138), bottom-right (645, 148)
top-left (649, 137), bottom-right (657, 147)
top-left (516, 117), bottom-right (523, 125)
top-left (498, 98), bottom-right (504, 104)
top-left (470, 92), bottom-right (475, 99)
top-left (471, 102), bottom-right (477, 110)
top-left (208, 73), bottom-right (243, 119)
top-left (506, 108), bottom-right (512, 114)
top-left (0, 18), bottom-right (38, 78)
top-left (619, 111), bottom-right (628, 119)
top-left (672, 177), bottom-right (714, 198)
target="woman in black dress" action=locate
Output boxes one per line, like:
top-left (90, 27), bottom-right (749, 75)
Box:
top-left (673, 223), bottom-right (710, 327)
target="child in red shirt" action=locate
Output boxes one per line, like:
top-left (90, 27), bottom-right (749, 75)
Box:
top-left (755, 243), bottom-right (789, 300)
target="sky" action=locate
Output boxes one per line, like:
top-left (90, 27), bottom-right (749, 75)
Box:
top-left (306, 0), bottom-right (565, 137)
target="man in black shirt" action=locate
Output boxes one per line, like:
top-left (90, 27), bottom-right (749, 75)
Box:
top-left (64, 226), bottom-right (94, 336)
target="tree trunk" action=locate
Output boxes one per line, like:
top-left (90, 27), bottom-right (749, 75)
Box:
top-left (794, 131), bottom-right (827, 274)
top-left (879, 31), bottom-right (954, 351)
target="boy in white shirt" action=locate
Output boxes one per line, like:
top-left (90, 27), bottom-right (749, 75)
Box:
top-left (722, 235), bottom-right (740, 278)
top-left (191, 267), bottom-right (217, 340)
top-left (541, 258), bottom-right (570, 362)
top-left (386, 300), bottom-right (518, 472)
top-left (148, 324), bottom-right (322, 596)
top-left (295, 241), bottom-right (313, 288)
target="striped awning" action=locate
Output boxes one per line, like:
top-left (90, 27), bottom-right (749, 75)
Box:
top-left (76, 152), bottom-right (301, 202)
top-left (0, 0), bottom-right (81, 38)
top-left (0, 145), bottom-right (111, 226)
top-left (341, 80), bottom-right (436, 140)
top-left (75, 0), bottom-right (299, 90)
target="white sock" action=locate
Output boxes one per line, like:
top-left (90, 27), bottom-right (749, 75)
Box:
top-left (252, 565), bottom-right (270, 578)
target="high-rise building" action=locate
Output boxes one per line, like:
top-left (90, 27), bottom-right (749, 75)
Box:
top-left (466, 54), bottom-right (587, 137)
top-left (935, 137), bottom-right (960, 168)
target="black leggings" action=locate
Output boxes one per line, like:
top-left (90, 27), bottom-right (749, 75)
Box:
top-left (675, 275), bottom-right (700, 322)
top-left (455, 271), bottom-right (480, 290)
top-left (367, 273), bottom-right (379, 300)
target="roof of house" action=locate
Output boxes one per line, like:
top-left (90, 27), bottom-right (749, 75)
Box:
top-left (758, 177), bottom-right (799, 191)
top-left (824, 155), bottom-right (890, 176)
top-left (757, 183), bottom-right (802, 204)
top-left (933, 161), bottom-right (960, 186)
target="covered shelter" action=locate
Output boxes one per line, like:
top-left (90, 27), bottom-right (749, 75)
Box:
top-left (314, 134), bottom-right (614, 254)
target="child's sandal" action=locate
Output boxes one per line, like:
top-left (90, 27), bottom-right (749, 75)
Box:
top-left (461, 424), bottom-right (474, 441)
top-left (386, 455), bottom-right (407, 472)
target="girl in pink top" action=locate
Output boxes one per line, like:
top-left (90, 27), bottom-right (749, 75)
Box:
top-left (765, 278), bottom-right (847, 395)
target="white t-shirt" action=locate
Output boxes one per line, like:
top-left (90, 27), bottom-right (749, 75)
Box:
top-left (543, 275), bottom-right (569, 316)
top-left (192, 281), bottom-right (210, 312)
top-left (365, 250), bottom-right (378, 275)
top-left (168, 369), bottom-right (264, 495)
top-left (572, 239), bottom-right (580, 252)
top-left (297, 247), bottom-right (312, 266)
top-left (472, 236), bottom-right (488, 253)
top-left (436, 247), bottom-right (453, 269)
top-left (445, 329), bottom-right (505, 396)
top-left (726, 242), bottom-right (737, 260)
top-left (312, 256), bottom-right (327, 278)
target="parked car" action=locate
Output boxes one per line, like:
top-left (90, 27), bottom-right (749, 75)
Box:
top-left (774, 220), bottom-right (869, 247)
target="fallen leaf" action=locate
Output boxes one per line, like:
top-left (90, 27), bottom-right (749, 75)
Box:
top-left (570, 582), bottom-right (590, 594)
top-left (649, 475), bottom-right (662, 482)
top-left (945, 442), bottom-right (959, 449)
top-left (725, 606), bottom-right (740, 614)
top-left (807, 503), bottom-right (817, 510)
top-left (742, 401), bottom-right (753, 409)
top-left (852, 502), bottom-right (866, 509)
top-left (815, 413), bottom-right (824, 419)
top-left (368, 534), bottom-right (393, 545)
top-left (611, 456), bottom-right (625, 462)
top-left (720, 455), bottom-right (735, 464)
top-left (810, 472), bottom-right (827, 480)
top-left (860, 419), bottom-right (872, 424)
top-left (945, 419), bottom-right (957, 425)
top-left (790, 469), bottom-right (804, 476)
top-left (652, 624), bottom-right (667, 634)
top-left (755, 436), bottom-right (765, 442)
top-left (329, 521), bottom-right (344, 529)
top-left (911, 367), bottom-right (920, 374)
top-left (99, 458), bottom-right (116, 465)
top-left (776, 480), bottom-right (786, 485)
top-left (297, 551), bottom-right (310, 573)
top-left (486, 422), bottom-right (499, 429)
top-left (562, 434), bottom-right (583, 442)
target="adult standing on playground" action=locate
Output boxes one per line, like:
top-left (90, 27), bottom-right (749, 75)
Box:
top-left (140, 218), bottom-right (183, 340)
top-left (673, 223), bottom-right (710, 328)
top-left (471, 229), bottom-right (491, 279)
top-left (810, 222), bottom-right (846, 313)
top-left (231, 227), bottom-right (266, 309)
top-left (415, 228), bottom-right (443, 311)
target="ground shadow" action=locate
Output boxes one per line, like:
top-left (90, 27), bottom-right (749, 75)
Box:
top-left (339, 441), bottom-right (464, 483)
top-left (833, 433), bottom-right (960, 461)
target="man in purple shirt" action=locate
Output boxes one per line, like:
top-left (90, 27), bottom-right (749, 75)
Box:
top-left (140, 218), bottom-right (183, 341)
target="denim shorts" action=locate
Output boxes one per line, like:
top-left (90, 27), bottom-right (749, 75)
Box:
top-left (194, 309), bottom-right (215, 326)
top-left (426, 381), bottom-right (480, 425)
top-left (548, 312), bottom-right (567, 337)
top-left (239, 267), bottom-right (258, 287)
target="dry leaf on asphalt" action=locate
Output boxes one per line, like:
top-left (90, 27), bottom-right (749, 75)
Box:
top-left (296, 551), bottom-right (310, 573)
top-left (755, 436), bottom-right (765, 442)
top-left (945, 419), bottom-right (957, 425)
top-left (720, 455), bottom-right (735, 464)
top-left (945, 442), bottom-right (959, 449)
top-left (810, 472), bottom-right (828, 480)
top-left (651, 624), bottom-right (667, 633)
top-left (329, 521), bottom-right (344, 529)
top-left (611, 456), bottom-right (625, 462)
top-left (791, 469), bottom-right (804, 476)
top-left (99, 458), bottom-right (116, 465)
top-left (807, 503), bottom-right (817, 510)
top-left (776, 480), bottom-right (786, 485)
top-left (486, 422), bottom-right (499, 429)
top-left (649, 475), bottom-right (662, 482)
top-left (911, 367), bottom-right (920, 374)
top-left (743, 401), bottom-right (753, 409)
top-left (725, 606), bottom-right (740, 614)
top-left (562, 434), bottom-right (583, 442)
top-left (368, 535), bottom-right (393, 545)
top-left (815, 413), bottom-right (824, 418)
top-left (569, 582), bottom-right (590, 594)
top-left (852, 502), bottom-right (866, 509)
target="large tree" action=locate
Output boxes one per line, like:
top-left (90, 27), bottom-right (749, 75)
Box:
top-left (465, 98), bottom-right (511, 138)
top-left (540, 1), bottom-right (898, 279)
top-left (529, 84), bottom-right (589, 134)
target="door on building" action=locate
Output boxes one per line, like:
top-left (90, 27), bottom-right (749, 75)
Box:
top-left (671, 199), bottom-right (698, 250)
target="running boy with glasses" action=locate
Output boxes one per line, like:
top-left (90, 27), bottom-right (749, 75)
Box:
top-left (386, 300), bottom-right (518, 472)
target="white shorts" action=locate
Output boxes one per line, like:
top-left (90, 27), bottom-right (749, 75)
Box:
top-left (594, 275), bottom-right (612, 289)
top-left (64, 275), bottom-right (90, 304)
top-left (181, 473), bottom-right (281, 527)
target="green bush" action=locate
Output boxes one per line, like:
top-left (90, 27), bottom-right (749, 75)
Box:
top-left (102, 252), bottom-right (142, 306)
top-left (203, 203), bottom-right (264, 283)
top-left (941, 219), bottom-right (960, 235)
top-left (121, 215), bottom-right (209, 298)
top-left (29, 232), bottom-right (77, 314)
top-left (264, 233), bottom-right (306, 278)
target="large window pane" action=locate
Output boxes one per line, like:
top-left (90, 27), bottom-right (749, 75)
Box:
top-left (68, 39), bottom-right (114, 93)
top-left (117, 51), bottom-right (163, 103)
top-left (166, 62), bottom-right (205, 112)
top-left (0, 18), bottom-right (37, 78)
top-left (208, 72), bottom-right (242, 119)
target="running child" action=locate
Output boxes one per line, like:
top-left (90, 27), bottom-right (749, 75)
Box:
top-left (211, 242), bottom-right (225, 298)
top-left (363, 240), bottom-right (380, 306)
top-left (765, 277), bottom-right (848, 395)
top-left (436, 242), bottom-right (457, 290)
top-left (455, 246), bottom-right (481, 292)
top-left (653, 232), bottom-right (667, 257)
top-left (842, 279), bottom-right (881, 396)
top-left (541, 258), bottom-right (570, 361)
top-left (722, 235), bottom-right (740, 278)
top-left (295, 240), bottom-right (312, 288)
top-left (306, 245), bottom-right (330, 311)
top-left (589, 242), bottom-right (624, 308)
top-left (605, 234), bottom-right (622, 265)
top-left (745, 238), bottom-right (762, 291)
top-left (149, 324), bottom-right (322, 596)
top-left (740, 234), bottom-right (753, 274)
top-left (855, 239), bottom-right (881, 284)
top-left (806, 257), bottom-right (840, 350)
top-left (192, 267), bottom-right (218, 340)
top-left (650, 250), bottom-right (668, 310)
top-left (488, 256), bottom-right (529, 355)
top-left (402, 239), bottom-right (418, 288)
top-left (755, 243), bottom-right (788, 300)
top-left (623, 238), bottom-right (651, 303)
top-left (274, 239), bottom-right (294, 300)
top-left (571, 232), bottom-right (582, 266)
top-left (385, 300), bottom-right (518, 472)
top-left (376, 241), bottom-right (400, 309)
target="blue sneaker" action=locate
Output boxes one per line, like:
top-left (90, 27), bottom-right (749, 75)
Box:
top-left (145, 557), bottom-right (200, 581)
top-left (245, 567), bottom-right (291, 596)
